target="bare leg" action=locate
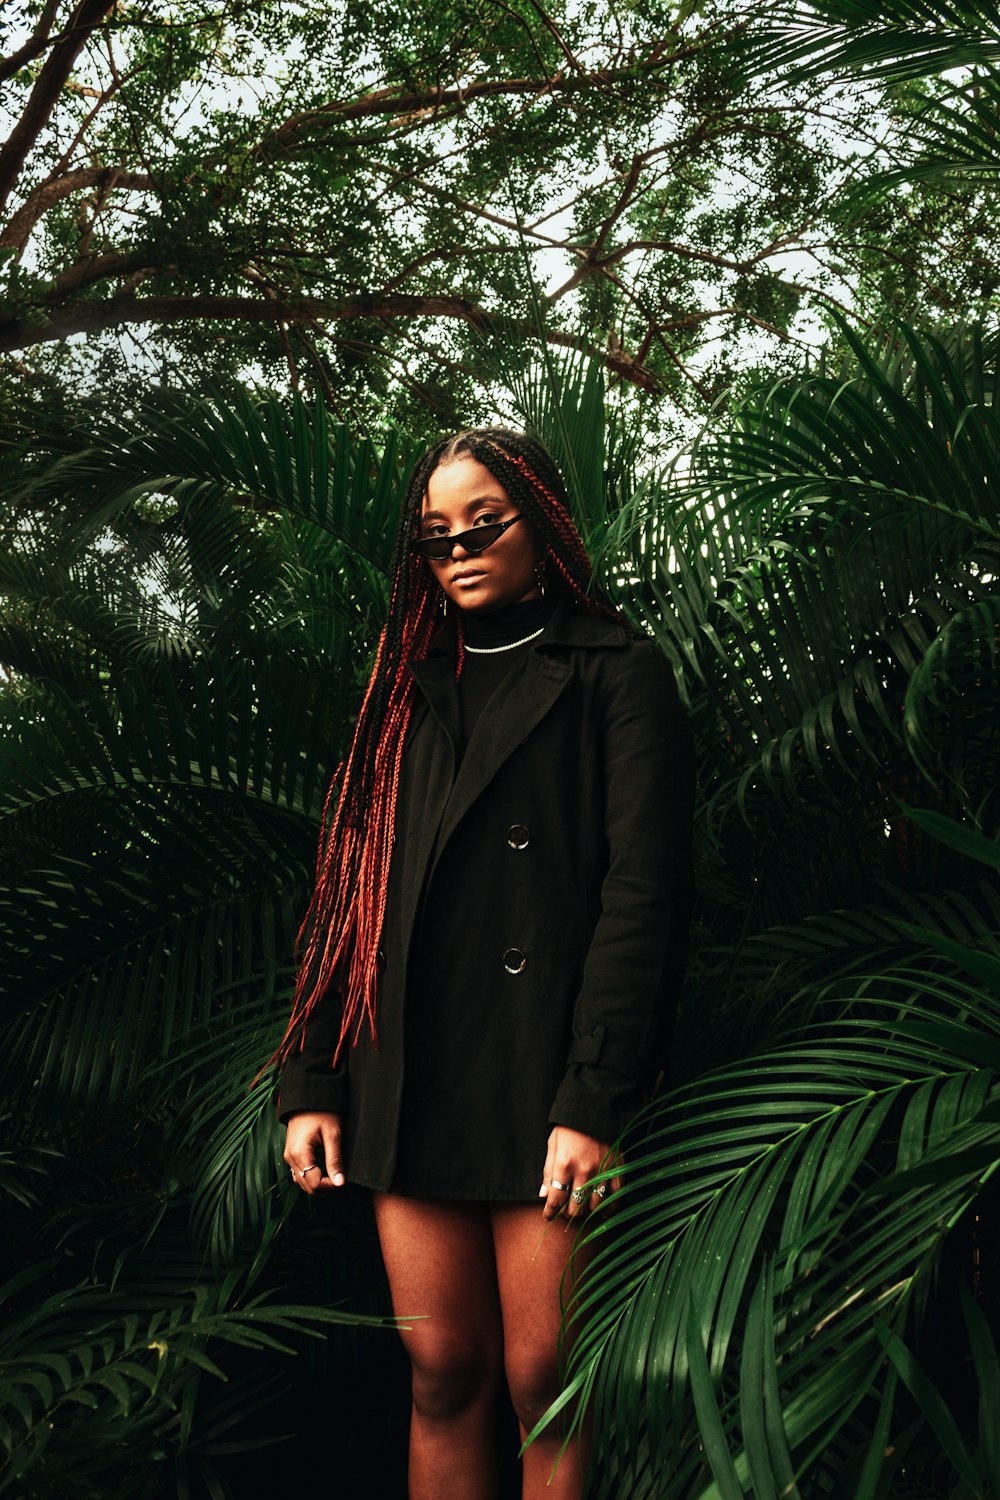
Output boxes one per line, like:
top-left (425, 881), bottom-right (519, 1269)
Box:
top-left (492, 1206), bottom-right (592, 1500)
top-left (373, 1193), bottom-right (504, 1500)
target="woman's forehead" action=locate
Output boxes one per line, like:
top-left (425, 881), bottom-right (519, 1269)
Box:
top-left (422, 456), bottom-right (509, 513)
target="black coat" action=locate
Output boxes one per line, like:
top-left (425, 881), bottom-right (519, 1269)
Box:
top-left (279, 605), bottom-right (695, 1200)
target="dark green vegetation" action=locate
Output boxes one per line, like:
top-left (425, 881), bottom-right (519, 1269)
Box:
top-left (2, 1), bottom-right (1000, 1497)
top-left (2, 0), bottom-right (1000, 434)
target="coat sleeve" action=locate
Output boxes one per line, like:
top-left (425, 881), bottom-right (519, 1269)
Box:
top-left (547, 640), bottom-right (694, 1144)
top-left (277, 992), bottom-right (349, 1124)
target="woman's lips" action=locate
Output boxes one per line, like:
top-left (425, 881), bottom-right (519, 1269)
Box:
top-left (452, 571), bottom-right (487, 586)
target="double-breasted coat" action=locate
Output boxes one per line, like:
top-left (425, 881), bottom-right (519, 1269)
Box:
top-left (279, 605), bottom-right (695, 1200)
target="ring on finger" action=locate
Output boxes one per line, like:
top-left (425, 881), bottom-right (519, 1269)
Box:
top-left (571, 1186), bottom-right (588, 1205)
top-left (550, 1179), bottom-right (568, 1192)
top-left (593, 1183), bottom-right (608, 1199)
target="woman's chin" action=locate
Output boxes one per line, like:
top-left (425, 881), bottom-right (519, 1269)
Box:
top-left (450, 585), bottom-right (542, 614)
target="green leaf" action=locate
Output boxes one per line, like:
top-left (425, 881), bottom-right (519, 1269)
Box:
top-left (878, 1329), bottom-right (982, 1491)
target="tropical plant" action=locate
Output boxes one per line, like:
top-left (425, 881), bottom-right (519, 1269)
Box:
top-left (541, 24), bottom-right (1000, 1484)
top-left (0, 392), bottom-right (415, 1495)
top-left (5, 320), bottom-right (999, 1496)
top-left (539, 316), bottom-right (1000, 1496)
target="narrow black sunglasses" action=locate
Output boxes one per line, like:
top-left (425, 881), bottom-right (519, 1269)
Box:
top-left (410, 514), bottom-right (523, 561)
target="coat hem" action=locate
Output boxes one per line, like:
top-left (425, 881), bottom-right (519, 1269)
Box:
top-left (350, 1172), bottom-right (541, 1203)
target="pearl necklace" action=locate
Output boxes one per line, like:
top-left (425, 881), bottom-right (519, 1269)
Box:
top-left (463, 627), bottom-right (545, 655)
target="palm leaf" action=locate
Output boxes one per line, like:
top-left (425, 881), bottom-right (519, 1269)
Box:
top-left (551, 999), bottom-right (999, 1496)
top-left (747, 1), bottom-right (1000, 87)
top-left (14, 388), bottom-right (414, 573)
top-left (0, 1251), bottom-right (391, 1495)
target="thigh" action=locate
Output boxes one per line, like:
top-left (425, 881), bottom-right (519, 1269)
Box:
top-left (491, 1205), bottom-right (592, 1401)
top-left (373, 1193), bottom-right (504, 1362)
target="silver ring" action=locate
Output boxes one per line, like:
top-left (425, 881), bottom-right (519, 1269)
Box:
top-left (571, 1186), bottom-right (588, 1205)
top-left (301, 1164), bottom-right (320, 1174)
top-left (550, 1179), bottom-right (568, 1192)
top-left (594, 1183), bottom-right (608, 1199)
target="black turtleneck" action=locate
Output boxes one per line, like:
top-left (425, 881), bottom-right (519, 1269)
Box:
top-left (457, 598), bottom-right (554, 754)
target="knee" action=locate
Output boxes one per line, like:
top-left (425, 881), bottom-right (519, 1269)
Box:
top-left (505, 1351), bottom-right (563, 1435)
top-left (408, 1335), bottom-right (500, 1424)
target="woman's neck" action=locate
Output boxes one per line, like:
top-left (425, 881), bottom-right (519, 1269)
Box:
top-left (460, 597), bottom-right (554, 649)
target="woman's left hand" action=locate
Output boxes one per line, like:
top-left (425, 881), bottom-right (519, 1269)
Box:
top-left (540, 1126), bottom-right (622, 1221)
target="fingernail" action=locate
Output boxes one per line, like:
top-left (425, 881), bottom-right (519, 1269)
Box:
top-left (538, 1185), bottom-right (547, 1197)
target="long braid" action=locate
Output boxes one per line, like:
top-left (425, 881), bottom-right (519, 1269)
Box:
top-left (271, 427), bottom-right (620, 1070)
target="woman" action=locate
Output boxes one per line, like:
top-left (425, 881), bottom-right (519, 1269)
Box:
top-left (277, 428), bottom-right (694, 1498)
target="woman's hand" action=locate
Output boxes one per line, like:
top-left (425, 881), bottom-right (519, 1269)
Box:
top-left (540, 1126), bottom-right (622, 1221)
top-left (283, 1111), bottom-right (345, 1195)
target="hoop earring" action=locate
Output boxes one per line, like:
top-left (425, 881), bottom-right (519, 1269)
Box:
top-left (534, 559), bottom-right (547, 598)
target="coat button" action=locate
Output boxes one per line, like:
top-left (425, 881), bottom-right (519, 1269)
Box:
top-left (503, 947), bottom-right (527, 974)
top-left (507, 824), bottom-right (530, 850)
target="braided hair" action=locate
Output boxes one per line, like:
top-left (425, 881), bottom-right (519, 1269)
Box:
top-left (274, 427), bottom-right (620, 1067)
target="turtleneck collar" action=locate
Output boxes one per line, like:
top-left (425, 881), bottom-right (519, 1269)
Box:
top-left (459, 597), bottom-right (554, 650)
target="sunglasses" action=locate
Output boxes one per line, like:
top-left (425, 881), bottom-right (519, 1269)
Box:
top-left (410, 514), bottom-right (524, 561)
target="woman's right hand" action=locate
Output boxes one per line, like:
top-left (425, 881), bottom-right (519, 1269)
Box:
top-left (283, 1111), bottom-right (345, 1194)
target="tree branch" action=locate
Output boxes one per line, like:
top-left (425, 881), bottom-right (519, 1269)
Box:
top-left (260, 42), bottom-right (704, 151)
top-left (0, 167), bottom-right (153, 252)
top-left (49, 248), bottom-right (151, 295)
top-left (546, 153), bottom-right (646, 302)
top-left (0, 0), bottom-right (63, 85)
top-left (0, 0), bottom-right (118, 219)
top-left (0, 291), bottom-right (660, 388)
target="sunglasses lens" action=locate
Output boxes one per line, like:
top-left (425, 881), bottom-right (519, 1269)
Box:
top-left (412, 536), bottom-right (452, 559)
top-left (411, 521), bottom-right (508, 559)
top-left (461, 523), bottom-right (504, 554)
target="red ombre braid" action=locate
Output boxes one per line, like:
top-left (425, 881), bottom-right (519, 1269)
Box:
top-left (506, 453), bottom-right (607, 616)
top-left (270, 427), bottom-right (621, 1073)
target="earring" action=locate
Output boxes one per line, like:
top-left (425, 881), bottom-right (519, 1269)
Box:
top-left (440, 589), bottom-right (448, 617)
top-left (534, 559), bottom-right (547, 598)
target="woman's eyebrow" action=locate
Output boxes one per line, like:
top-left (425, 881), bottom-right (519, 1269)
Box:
top-left (421, 496), bottom-right (509, 524)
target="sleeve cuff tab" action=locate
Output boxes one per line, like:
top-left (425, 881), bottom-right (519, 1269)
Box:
top-left (567, 1024), bottom-right (645, 1080)
top-left (567, 1025), bottom-right (606, 1065)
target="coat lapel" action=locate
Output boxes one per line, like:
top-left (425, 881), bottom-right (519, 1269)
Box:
top-left (403, 605), bottom-right (621, 911)
top-left (433, 650), bottom-right (571, 856)
top-left (407, 655), bottom-right (459, 754)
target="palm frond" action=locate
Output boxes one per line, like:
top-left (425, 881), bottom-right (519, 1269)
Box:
top-left (903, 594), bottom-right (1000, 800)
top-left (13, 388), bottom-right (413, 573)
top-left (0, 1250), bottom-right (391, 1497)
top-left (551, 980), bottom-right (1000, 1496)
top-left (603, 322), bottom-right (1000, 814)
top-left (748, 1), bottom-right (1000, 87)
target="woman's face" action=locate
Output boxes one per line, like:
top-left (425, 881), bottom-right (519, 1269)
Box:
top-left (420, 456), bottom-right (543, 614)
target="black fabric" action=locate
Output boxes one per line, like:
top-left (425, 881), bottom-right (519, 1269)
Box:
top-left (457, 599), bottom-right (553, 753)
top-left (395, 600), bottom-right (552, 1195)
top-left (278, 604), bottom-right (695, 1202)
top-left (461, 596), bottom-right (552, 649)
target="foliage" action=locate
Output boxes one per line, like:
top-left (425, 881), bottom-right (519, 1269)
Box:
top-left (3, 1), bottom-right (1000, 1494)
top-left (2, 0), bottom-right (1000, 434)
top-left (1, 1243), bottom-right (388, 1500)
top-left (3, 324), bottom-right (999, 1494)
top-left (0, 396), bottom-right (410, 1495)
top-left (545, 321), bottom-right (1000, 1496)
